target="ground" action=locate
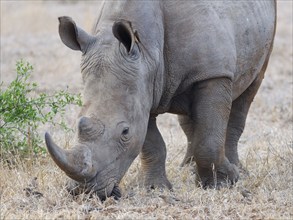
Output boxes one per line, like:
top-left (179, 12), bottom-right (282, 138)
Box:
top-left (0, 1), bottom-right (292, 219)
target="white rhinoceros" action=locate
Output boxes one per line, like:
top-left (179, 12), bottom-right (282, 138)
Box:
top-left (45, 0), bottom-right (276, 199)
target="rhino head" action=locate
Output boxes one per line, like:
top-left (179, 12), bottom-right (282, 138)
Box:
top-left (45, 16), bottom-right (157, 200)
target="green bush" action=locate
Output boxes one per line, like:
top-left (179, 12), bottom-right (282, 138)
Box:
top-left (0, 60), bottom-right (82, 159)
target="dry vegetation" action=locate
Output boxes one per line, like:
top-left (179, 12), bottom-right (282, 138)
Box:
top-left (1, 1), bottom-right (292, 219)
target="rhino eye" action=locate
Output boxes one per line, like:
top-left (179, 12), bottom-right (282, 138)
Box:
top-left (122, 127), bottom-right (129, 136)
top-left (121, 127), bottom-right (130, 142)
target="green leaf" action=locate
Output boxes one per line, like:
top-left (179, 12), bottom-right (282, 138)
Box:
top-left (0, 60), bottom-right (82, 160)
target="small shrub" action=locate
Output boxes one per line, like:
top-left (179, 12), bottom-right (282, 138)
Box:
top-left (0, 60), bottom-right (82, 159)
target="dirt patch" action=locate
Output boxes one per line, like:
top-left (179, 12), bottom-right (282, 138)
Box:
top-left (1, 1), bottom-right (292, 219)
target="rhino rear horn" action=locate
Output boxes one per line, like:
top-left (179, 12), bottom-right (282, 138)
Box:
top-left (58, 16), bottom-right (95, 53)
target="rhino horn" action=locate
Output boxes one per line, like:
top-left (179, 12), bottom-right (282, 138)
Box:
top-left (45, 132), bottom-right (94, 181)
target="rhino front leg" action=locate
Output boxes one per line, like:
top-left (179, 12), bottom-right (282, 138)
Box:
top-left (191, 78), bottom-right (239, 188)
top-left (140, 116), bottom-right (172, 190)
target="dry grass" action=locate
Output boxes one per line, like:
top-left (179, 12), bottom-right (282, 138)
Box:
top-left (1, 137), bottom-right (292, 219)
top-left (1, 1), bottom-right (292, 219)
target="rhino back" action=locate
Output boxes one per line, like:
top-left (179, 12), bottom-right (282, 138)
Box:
top-left (92, 0), bottom-right (276, 113)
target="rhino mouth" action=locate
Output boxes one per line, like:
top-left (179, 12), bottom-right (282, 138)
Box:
top-left (110, 184), bottom-right (122, 199)
top-left (91, 181), bottom-right (121, 200)
top-left (94, 184), bottom-right (122, 200)
top-left (66, 175), bottom-right (121, 200)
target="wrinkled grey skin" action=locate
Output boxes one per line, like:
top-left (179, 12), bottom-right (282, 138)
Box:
top-left (45, 0), bottom-right (276, 199)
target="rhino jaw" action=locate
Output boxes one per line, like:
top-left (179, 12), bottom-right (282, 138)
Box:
top-left (45, 132), bottom-right (95, 182)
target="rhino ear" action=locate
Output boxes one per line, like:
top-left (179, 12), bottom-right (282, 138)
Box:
top-left (112, 19), bottom-right (139, 55)
top-left (58, 16), bottom-right (94, 53)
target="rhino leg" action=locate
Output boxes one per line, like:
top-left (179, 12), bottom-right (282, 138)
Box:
top-left (140, 117), bottom-right (172, 190)
top-left (178, 115), bottom-right (195, 166)
top-left (226, 64), bottom-right (266, 167)
top-left (190, 78), bottom-right (239, 188)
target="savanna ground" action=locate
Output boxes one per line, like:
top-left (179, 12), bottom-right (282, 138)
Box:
top-left (0, 1), bottom-right (292, 219)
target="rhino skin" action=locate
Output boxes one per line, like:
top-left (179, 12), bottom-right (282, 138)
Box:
top-left (45, 0), bottom-right (276, 199)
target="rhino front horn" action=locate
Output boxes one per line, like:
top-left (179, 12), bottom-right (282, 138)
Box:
top-left (45, 132), bottom-right (95, 182)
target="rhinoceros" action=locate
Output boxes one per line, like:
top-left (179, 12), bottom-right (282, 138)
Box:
top-left (45, 0), bottom-right (276, 199)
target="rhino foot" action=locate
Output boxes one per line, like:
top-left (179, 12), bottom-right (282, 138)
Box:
top-left (143, 174), bottom-right (172, 191)
top-left (197, 161), bottom-right (239, 189)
